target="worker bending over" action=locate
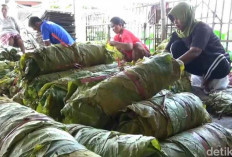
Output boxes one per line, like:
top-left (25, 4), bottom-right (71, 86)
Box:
top-left (109, 17), bottom-right (150, 62)
top-left (28, 16), bottom-right (74, 47)
top-left (165, 2), bottom-right (231, 93)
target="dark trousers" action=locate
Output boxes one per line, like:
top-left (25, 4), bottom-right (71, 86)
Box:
top-left (171, 40), bottom-right (231, 81)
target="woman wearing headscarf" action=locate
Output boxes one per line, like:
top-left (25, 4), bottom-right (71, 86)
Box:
top-left (165, 2), bottom-right (231, 93)
top-left (0, 4), bottom-right (25, 53)
top-left (109, 17), bottom-right (150, 62)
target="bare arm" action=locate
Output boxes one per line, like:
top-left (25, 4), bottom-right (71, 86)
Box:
top-left (178, 47), bottom-right (202, 64)
top-left (110, 41), bottom-right (133, 51)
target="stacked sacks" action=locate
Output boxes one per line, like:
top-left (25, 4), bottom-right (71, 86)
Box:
top-left (62, 53), bottom-right (183, 128)
top-left (67, 123), bottom-right (232, 157)
top-left (115, 90), bottom-right (211, 139)
top-left (20, 43), bottom-right (114, 80)
top-left (0, 97), bottom-right (100, 157)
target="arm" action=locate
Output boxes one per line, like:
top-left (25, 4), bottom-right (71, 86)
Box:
top-left (178, 46), bottom-right (202, 64)
top-left (180, 23), bottom-right (211, 64)
top-left (109, 41), bottom-right (133, 51)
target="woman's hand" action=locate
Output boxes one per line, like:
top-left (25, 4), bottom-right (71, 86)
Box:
top-left (109, 41), bottom-right (116, 46)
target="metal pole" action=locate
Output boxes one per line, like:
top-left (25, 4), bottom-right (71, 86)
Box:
top-left (73, 0), bottom-right (75, 15)
top-left (73, 0), bottom-right (76, 39)
top-left (160, 0), bottom-right (167, 40)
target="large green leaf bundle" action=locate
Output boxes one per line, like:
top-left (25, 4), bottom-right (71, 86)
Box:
top-left (67, 124), bottom-right (163, 157)
top-left (20, 43), bottom-right (114, 80)
top-left (67, 123), bottom-right (232, 157)
top-left (62, 53), bottom-right (183, 128)
top-left (115, 90), bottom-right (211, 139)
top-left (22, 70), bottom-right (76, 109)
top-left (0, 98), bottom-right (100, 157)
top-left (205, 90), bottom-right (232, 116)
top-left (37, 65), bottom-right (120, 121)
top-left (22, 63), bottom-right (118, 109)
top-left (161, 123), bottom-right (232, 157)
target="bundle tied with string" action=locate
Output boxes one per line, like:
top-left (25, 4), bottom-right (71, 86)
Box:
top-left (36, 63), bottom-right (120, 121)
top-left (62, 53), bottom-right (183, 128)
top-left (115, 90), bottom-right (211, 139)
top-left (0, 97), bottom-right (100, 157)
top-left (20, 43), bottom-right (114, 80)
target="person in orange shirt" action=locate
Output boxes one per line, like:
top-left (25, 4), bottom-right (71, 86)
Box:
top-left (109, 17), bottom-right (150, 62)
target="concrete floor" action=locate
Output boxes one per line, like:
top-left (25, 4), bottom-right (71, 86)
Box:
top-left (192, 86), bottom-right (232, 129)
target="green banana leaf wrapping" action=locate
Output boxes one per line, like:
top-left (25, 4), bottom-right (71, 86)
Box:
top-left (160, 123), bottom-right (232, 157)
top-left (205, 90), bottom-right (232, 116)
top-left (169, 72), bottom-right (191, 93)
top-left (0, 47), bottom-right (20, 61)
top-left (67, 124), bottom-right (164, 157)
top-left (22, 63), bottom-right (118, 109)
top-left (37, 65), bottom-right (120, 121)
top-left (62, 53), bottom-right (183, 128)
top-left (0, 98), bottom-right (100, 157)
top-left (115, 90), bottom-right (211, 139)
top-left (20, 43), bottom-right (114, 80)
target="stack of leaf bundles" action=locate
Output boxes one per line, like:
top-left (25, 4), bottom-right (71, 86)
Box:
top-left (22, 63), bottom-right (118, 110)
top-left (67, 123), bottom-right (232, 157)
top-left (62, 53), bottom-right (183, 128)
top-left (115, 90), bottom-right (211, 139)
top-left (0, 97), bottom-right (100, 157)
top-left (22, 68), bottom-right (82, 109)
top-left (20, 43), bottom-right (114, 80)
top-left (37, 63), bottom-right (120, 121)
top-left (160, 123), bottom-right (232, 157)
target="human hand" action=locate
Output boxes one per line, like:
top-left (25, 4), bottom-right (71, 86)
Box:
top-left (109, 41), bottom-right (116, 46)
